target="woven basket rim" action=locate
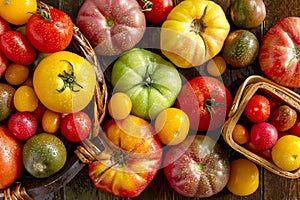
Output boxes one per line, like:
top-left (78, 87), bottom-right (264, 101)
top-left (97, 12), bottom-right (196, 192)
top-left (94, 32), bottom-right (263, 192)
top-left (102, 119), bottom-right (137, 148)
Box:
top-left (222, 75), bottom-right (300, 179)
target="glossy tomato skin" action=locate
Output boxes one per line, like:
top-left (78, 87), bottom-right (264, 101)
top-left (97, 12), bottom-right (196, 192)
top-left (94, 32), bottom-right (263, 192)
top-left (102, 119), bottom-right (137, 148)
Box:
top-left (0, 31), bottom-right (36, 65)
top-left (244, 94), bottom-right (270, 123)
top-left (289, 116), bottom-right (300, 137)
top-left (176, 76), bottom-right (232, 131)
top-left (0, 125), bottom-right (23, 189)
top-left (60, 111), bottom-right (92, 142)
top-left (259, 17), bottom-right (300, 88)
top-left (271, 105), bottom-right (297, 132)
top-left (164, 135), bottom-right (230, 198)
top-left (160, 0), bottom-right (230, 68)
top-left (0, 17), bottom-right (11, 35)
top-left (26, 8), bottom-right (73, 53)
top-left (33, 51), bottom-right (96, 113)
top-left (76, 0), bottom-right (146, 56)
top-left (89, 115), bottom-right (162, 198)
top-left (250, 122), bottom-right (278, 151)
top-left (139, 0), bottom-right (173, 23)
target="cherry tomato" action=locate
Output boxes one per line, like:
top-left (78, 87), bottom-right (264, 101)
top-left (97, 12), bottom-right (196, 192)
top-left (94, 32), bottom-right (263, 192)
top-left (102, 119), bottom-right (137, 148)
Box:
top-left (206, 56), bottom-right (227, 77)
top-left (42, 109), bottom-right (61, 134)
top-left (26, 7), bottom-right (73, 53)
top-left (4, 63), bottom-right (29, 85)
top-left (13, 85), bottom-right (39, 112)
top-left (108, 92), bottom-right (132, 120)
top-left (8, 111), bottom-right (37, 140)
top-left (0, 31), bottom-right (36, 65)
top-left (0, 16), bottom-right (11, 35)
top-left (0, 0), bottom-right (37, 25)
top-left (289, 116), bottom-right (300, 137)
top-left (244, 94), bottom-right (270, 123)
top-left (271, 105), bottom-right (297, 132)
top-left (232, 124), bottom-right (249, 145)
top-left (60, 111), bottom-right (92, 142)
top-left (139, 0), bottom-right (173, 23)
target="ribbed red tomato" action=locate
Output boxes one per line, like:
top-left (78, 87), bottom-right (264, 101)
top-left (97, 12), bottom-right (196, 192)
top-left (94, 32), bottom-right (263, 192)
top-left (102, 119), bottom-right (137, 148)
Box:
top-left (259, 17), bottom-right (300, 88)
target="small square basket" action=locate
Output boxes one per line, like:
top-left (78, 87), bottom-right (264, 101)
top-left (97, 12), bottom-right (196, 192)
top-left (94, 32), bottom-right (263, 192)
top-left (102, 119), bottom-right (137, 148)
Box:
top-left (222, 75), bottom-right (300, 179)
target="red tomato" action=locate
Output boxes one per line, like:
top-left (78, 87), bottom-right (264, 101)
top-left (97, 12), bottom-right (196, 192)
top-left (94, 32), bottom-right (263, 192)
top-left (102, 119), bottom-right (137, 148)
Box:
top-left (26, 7), bottom-right (73, 53)
top-left (89, 115), bottom-right (162, 198)
top-left (244, 94), bottom-right (270, 123)
top-left (176, 76), bottom-right (232, 131)
top-left (60, 111), bottom-right (92, 142)
top-left (0, 16), bottom-right (11, 35)
top-left (139, 0), bottom-right (173, 23)
top-left (0, 49), bottom-right (8, 78)
top-left (164, 135), bottom-right (230, 198)
top-left (250, 122), bottom-right (278, 151)
top-left (259, 17), bottom-right (300, 88)
top-left (76, 0), bottom-right (146, 56)
top-left (289, 116), bottom-right (300, 137)
top-left (0, 31), bottom-right (36, 65)
top-left (8, 111), bottom-right (37, 140)
top-left (0, 125), bottom-right (23, 189)
top-left (271, 105), bottom-right (297, 132)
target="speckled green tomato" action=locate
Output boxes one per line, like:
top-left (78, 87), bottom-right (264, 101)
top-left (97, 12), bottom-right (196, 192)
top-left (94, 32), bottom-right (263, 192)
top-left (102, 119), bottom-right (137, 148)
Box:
top-left (22, 133), bottom-right (67, 178)
top-left (111, 48), bottom-right (182, 120)
top-left (0, 83), bottom-right (15, 122)
top-left (164, 135), bottom-right (230, 198)
top-left (222, 30), bottom-right (259, 68)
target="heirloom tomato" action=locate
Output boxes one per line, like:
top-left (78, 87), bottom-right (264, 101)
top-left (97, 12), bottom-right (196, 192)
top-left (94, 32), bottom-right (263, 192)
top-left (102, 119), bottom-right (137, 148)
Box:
top-left (160, 0), bottom-right (230, 68)
top-left (164, 135), bottom-right (230, 198)
top-left (0, 0), bottom-right (37, 25)
top-left (176, 76), bottom-right (232, 131)
top-left (76, 0), bottom-right (146, 56)
top-left (33, 51), bottom-right (96, 113)
top-left (89, 115), bottom-right (162, 198)
top-left (111, 48), bottom-right (182, 120)
top-left (26, 7), bottom-right (73, 53)
top-left (0, 125), bottom-right (23, 189)
top-left (259, 17), bottom-right (300, 88)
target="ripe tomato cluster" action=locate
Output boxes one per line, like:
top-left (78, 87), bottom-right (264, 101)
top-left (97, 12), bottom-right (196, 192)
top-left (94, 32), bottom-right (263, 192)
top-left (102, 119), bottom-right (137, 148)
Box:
top-left (0, 0), bottom-right (97, 188)
top-left (232, 93), bottom-right (300, 172)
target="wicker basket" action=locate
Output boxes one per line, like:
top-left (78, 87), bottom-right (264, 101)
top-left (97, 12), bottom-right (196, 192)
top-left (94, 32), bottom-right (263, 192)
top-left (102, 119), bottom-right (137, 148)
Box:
top-left (1, 1), bottom-right (108, 199)
top-left (222, 75), bottom-right (300, 179)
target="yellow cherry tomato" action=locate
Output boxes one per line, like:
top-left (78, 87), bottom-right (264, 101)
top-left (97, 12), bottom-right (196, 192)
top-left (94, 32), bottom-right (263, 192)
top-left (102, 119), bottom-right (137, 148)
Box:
top-left (0, 0), bottom-right (37, 25)
top-left (13, 85), bottom-right (39, 112)
top-left (108, 92), bottom-right (132, 120)
top-left (42, 109), bottom-right (61, 134)
top-left (155, 107), bottom-right (190, 145)
top-left (271, 135), bottom-right (300, 171)
top-left (226, 158), bottom-right (259, 196)
top-left (207, 56), bottom-right (227, 76)
top-left (5, 63), bottom-right (29, 85)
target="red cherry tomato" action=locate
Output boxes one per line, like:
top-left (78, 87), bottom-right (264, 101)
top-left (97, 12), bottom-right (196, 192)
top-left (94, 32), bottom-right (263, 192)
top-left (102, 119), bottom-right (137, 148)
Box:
top-left (26, 7), bottom-right (73, 53)
top-left (60, 111), bottom-right (92, 142)
top-left (0, 31), bottom-right (36, 65)
top-left (8, 112), bottom-right (37, 140)
top-left (139, 0), bottom-right (173, 23)
top-left (244, 94), bottom-right (270, 123)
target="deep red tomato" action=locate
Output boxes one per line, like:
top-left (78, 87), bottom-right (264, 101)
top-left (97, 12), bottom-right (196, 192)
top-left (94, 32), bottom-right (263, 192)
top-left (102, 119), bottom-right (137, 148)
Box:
top-left (26, 7), bottom-right (73, 53)
top-left (0, 30), bottom-right (36, 65)
top-left (289, 116), bottom-right (300, 137)
top-left (176, 76), bottom-right (232, 131)
top-left (250, 122), bottom-right (278, 151)
top-left (8, 111), bottom-right (37, 140)
top-left (0, 125), bottom-right (23, 189)
top-left (139, 0), bottom-right (173, 23)
top-left (0, 50), bottom-right (8, 78)
top-left (164, 135), bottom-right (230, 198)
top-left (0, 16), bottom-right (11, 35)
top-left (244, 94), bottom-right (270, 123)
top-left (259, 17), bottom-right (300, 88)
top-left (60, 111), bottom-right (92, 142)
top-left (76, 0), bottom-right (146, 56)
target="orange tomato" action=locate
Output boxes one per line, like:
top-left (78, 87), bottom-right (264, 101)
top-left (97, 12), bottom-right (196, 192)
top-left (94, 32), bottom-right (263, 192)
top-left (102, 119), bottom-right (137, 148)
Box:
top-left (271, 135), bottom-right (300, 171)
top-left (154, 107), bottom-right (190, 145)
top-left (108, 92), bottom-right (132, 120)
top-left (13, 85), bottom-right (38, 112)
top-left (206, 56), bottom-right (227, 76)
top-left (5, 63), bottom-right (29, 85)
top-left (42, 109), bottom-right (61, 133)
top-left (232, 124), bottom-right (249, 145)
top-left (226, 158), bottom-right (259, 196)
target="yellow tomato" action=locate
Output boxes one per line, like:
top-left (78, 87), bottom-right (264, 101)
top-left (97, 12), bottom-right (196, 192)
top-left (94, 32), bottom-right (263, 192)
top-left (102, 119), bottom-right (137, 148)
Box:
top-left (232, 124), bottom-right (249, 145)
top-left (0, 0), bottom-right (37, 25)
top-left (108, 92), bottom-right (132, 120)
top-left (154, 108), bottom-right (190, 145)
top-left (160, 0), bottom-right (230, 68)
top-left (271, 135), bottom-right (300, 171)
top-left (42, 109), bottom-right (61, 134)
top-left (206, 56), bottom-right (227, 76)
top-left (226, 158), bottom-right (259, 196)
top-left (5, 63), bottom-right (29, 85)
top-left (13, 85), bottom-right (39, 112)
top-left (33, 51), bottom-right (96, 113)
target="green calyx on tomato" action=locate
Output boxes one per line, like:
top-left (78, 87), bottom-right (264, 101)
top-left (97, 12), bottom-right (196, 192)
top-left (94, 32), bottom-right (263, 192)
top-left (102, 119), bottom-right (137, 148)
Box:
top-left (35, 6), bottom-right (53, 22)
top-left (57, 60), bottom-right (83, 93)
top-left (111, 48), bottom-right (182, 120)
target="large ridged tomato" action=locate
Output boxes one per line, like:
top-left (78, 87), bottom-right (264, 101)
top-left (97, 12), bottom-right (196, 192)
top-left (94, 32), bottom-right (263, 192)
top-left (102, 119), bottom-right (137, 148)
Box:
top-left (160, 0), bottom-right (230, 68)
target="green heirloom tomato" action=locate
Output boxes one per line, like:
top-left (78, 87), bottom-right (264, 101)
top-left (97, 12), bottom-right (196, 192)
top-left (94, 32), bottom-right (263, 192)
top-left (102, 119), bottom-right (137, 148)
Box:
top-left (111, 48), bottom-right (182, 120)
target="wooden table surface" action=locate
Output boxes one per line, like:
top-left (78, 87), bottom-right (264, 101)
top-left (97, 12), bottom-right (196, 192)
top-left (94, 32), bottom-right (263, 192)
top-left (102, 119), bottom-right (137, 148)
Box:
top-left (3, 0), bottom-right (300, 199)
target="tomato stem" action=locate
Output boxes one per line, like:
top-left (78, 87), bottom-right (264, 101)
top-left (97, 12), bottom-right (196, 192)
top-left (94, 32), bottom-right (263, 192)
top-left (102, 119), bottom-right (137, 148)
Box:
top-left (190, 6), bottom-right (208, 34)
top-left (30, 5), bottom-right (53, 22)
top-left (140, 0), bottom-right (153, 11)
top-left (295, 45), bottom-right (300, 59)
top-left (205, 91), bottom-right (223, 119)
top-left (56, 60), bottom-right (83, 93)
